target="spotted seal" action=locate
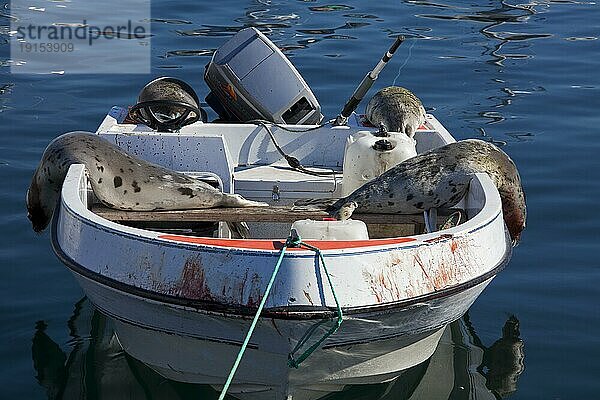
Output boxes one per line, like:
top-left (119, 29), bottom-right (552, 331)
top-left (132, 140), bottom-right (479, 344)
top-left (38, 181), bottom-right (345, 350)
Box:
top-left (26, 131), bottom-right (267, 235)
top-left (327, 139), bottom-right (526, 243)
top-left (366, 86), bottom-right (426, 137)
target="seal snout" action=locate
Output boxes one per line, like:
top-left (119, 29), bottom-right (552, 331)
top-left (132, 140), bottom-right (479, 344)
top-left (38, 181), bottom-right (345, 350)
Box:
top-left (332, 201), bottom-right (358, 221)
top-left (26, 190), bottom-right (50, 232)
top-left (505, 214), bottom-right (526, 246)
top-left (28, 207), bottom-right (50, 233)
top-left (26, 186), bottom-right (51, 233)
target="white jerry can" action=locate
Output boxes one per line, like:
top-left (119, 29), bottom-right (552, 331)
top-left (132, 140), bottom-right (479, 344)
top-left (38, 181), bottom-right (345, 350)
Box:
top-left (291, 219), bottom-right (370, 240)
top-left (342, 129), bottom-right (417, 196)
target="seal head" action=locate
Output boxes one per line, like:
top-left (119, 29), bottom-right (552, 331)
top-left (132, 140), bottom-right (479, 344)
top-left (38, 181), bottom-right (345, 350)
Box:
top-left (366, 86), bottom-right (426, 137)
top-left (26, 186), bottom-right (50, 233)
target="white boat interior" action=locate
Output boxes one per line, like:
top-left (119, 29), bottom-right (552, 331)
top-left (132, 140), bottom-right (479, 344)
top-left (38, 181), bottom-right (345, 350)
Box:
top-left (89, 108), bottom-right (484, 241)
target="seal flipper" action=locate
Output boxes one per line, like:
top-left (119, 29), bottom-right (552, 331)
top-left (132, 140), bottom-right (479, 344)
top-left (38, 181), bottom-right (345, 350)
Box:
top-left (220, 193), bottom-right (269, 208)
top-left (227, 222), bottom-right (251, 239)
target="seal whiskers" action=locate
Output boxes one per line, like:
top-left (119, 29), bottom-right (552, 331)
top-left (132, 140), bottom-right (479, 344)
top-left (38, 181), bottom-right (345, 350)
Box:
top-left (27, 131), bottom-right (268, 235)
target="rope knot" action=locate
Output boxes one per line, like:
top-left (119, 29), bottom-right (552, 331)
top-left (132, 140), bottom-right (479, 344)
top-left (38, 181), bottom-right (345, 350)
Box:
top-left (286, 228), bottom-right (302, 247)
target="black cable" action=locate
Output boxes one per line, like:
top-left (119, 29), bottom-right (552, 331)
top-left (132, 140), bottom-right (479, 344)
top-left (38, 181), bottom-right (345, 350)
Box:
top-left (249, 119), bottom-right (340, 177)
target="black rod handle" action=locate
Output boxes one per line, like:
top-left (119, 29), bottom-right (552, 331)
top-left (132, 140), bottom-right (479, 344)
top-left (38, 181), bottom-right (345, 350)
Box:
top-left (382, 36), bottom-right (404, 63)
top-left (389, 35), bottom-right (405, 55)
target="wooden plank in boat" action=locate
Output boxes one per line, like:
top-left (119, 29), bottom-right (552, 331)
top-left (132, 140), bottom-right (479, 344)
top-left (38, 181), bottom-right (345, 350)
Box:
top-left (90, 204), bottom-right (425, 224)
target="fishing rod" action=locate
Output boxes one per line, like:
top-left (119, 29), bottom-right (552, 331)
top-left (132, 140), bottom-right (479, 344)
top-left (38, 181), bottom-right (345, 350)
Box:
top-left (333, 35), bottom-right (405, 126)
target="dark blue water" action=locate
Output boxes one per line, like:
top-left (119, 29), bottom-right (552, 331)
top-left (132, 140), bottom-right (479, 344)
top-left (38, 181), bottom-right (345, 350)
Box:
top-left (2, 0), bottom-right (599, 398)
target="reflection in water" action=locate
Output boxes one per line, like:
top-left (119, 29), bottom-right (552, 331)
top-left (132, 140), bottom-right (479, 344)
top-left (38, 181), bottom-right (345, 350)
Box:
top-left (411, 0), bottom-right (549, 66)
top-left (32, 321), bottom-right (67, 400)
top-left (468, 314), bottom-right (525, 398)
top-left (31, 299), bottom-right (209, 400)
top-left (32, 299), bottom-right (524, 400)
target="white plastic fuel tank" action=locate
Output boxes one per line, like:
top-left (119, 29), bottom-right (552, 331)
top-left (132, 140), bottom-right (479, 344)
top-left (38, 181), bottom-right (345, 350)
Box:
top-left (342, 130), bottom-right (417, 196)
top-left (290, 219), bottom-right (369, 240)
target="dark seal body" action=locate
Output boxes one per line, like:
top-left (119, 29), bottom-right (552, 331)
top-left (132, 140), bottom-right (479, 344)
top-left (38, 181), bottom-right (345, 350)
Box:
top-left (366, 86), bottom-right (426, 137)
top-left (328, 139), bottom-right (526, 243)
top-left (27, 131), bottom-right (266, 233)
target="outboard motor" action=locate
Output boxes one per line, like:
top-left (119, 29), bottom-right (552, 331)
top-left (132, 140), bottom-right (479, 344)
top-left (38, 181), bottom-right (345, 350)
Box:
top-left (204, 27), bottom-right (323, 125)
top-left (129, 77), bottom-right (207, 132)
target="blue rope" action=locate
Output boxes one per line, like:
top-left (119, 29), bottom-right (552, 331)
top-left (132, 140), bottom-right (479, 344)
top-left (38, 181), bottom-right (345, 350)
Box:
top-left (217, 232), bottom-right (343, 399)
top-left (287, 241), bottom-right (343, 368)
top-left (217, 235), bottom-right (299, 400)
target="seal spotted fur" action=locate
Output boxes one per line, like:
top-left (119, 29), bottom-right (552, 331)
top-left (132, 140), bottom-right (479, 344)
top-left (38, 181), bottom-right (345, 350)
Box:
top-left (27, 131), bottom-right (267, 235)
top-left (328, 139), bottom-right (526, 243)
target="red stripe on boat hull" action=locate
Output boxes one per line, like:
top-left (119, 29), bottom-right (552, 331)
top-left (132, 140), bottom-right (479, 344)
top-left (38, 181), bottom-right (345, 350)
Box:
top-left (158, 235), bottom-right (417, 250)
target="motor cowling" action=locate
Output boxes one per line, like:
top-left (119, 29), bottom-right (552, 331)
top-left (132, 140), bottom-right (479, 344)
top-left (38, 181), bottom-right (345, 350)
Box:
top-left (204, 27), bottom-right (323, 125)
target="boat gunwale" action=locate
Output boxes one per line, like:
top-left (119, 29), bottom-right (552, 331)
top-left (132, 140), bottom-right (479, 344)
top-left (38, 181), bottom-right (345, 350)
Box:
top-left (59, 163), bottom-right (505, 256)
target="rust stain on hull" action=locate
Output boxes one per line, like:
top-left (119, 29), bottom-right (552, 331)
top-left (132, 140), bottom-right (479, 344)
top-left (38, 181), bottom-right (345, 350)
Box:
top-left (246, 272), bottom-right (264, 307)
top-left (450, 239), bottom-right (458, 253)
top-left (175, 256), bottom-right (213, 300)
top-left (364, 236), bottom-right (481, 304)
top-left (167, 261), bottom-right (267, 307)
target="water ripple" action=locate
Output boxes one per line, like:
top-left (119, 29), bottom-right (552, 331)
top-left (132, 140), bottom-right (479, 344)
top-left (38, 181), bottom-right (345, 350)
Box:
top-left (297, 21), bottom-right (370, 36)
top-left (337, 21), bottom-right (370, 29)
top-left (506, 131), bottom-right (536, 142)
top-left (278, 43), bottom-right (309, 52)
top-left (297, 28), bottom-right (335, 35)
top-left (162, 49), bottom-right (215, 58)
top-left (0, 11), bottom-right (17, 22)
top-left (382, 29), bottom-right (448, 41)
top-left (297, 38), bottom-right (321, 46)
top-left (485, 31), bottom-right (553, 41)
top-left (0, 83), bottom-right (14, 95)
top-left (342, 13), bottom-right (381, 19)
top-left (177, 23), bottom-right (291, 37)
top-left (145, 18), bottom-right (193, 25)
top-left (417, 12), bottom-right (529, 23)
top-left (309, 5), bottom-right (355, 12)
top-left (565, 36), bottom-right (598, 41)
top-left (406, 0), bottom-right (464, 9)
top-left (324, 34), bottom-right (356, 40)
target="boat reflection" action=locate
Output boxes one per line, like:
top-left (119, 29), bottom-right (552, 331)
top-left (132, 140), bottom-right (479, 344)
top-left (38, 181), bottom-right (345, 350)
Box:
top-left (32, 298), bottom-right (524, 400)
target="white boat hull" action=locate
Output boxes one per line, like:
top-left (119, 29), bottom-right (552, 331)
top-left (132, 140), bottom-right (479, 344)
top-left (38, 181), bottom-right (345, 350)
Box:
top-left (68, 265), bottom-right (495, 398)
top-left (50, 116), bottom-right (513, 399)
